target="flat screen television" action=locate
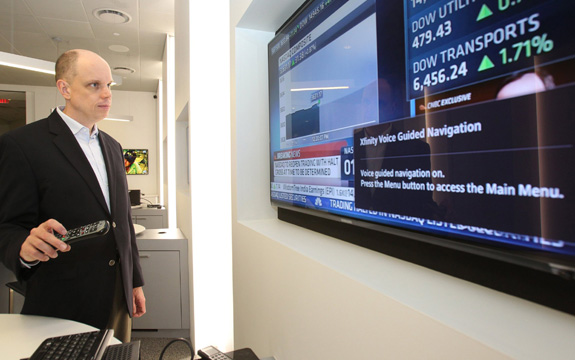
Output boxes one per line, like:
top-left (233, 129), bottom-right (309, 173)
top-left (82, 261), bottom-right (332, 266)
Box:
top-left (268, 0), bottom-right (575, 314)
top-left (123, 149), bottom-right (148, 175)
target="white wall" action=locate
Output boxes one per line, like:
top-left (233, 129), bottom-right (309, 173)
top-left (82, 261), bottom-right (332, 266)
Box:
top-left (174, 0), bottom-right (234, 352)
top-left (173, 0), bottom-right (195, 345)
top-left (174, 0), bottom-right (191, 243)
top-left (0, 83), bottom-right (159, 196)
top-left (231, 2), bottom-right (575, 360)
top-left (98, 90), bottom-right (158, 197)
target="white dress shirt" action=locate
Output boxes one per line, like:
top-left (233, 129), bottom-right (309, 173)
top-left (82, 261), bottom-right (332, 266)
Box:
top-left (57, 106), bottom-right (111, 212)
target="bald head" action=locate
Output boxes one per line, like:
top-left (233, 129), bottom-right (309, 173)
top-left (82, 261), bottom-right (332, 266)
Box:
top-left (55, 49), bottom-right (109, 83)
top-left (55, 49), bottom-right (114, 128)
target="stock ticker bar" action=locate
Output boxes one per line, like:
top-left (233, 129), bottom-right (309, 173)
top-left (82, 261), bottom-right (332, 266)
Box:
top-left (404, 0), bottom-right (575, 100)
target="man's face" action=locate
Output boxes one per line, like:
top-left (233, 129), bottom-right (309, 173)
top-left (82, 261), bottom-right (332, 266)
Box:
top-left (60, 52), bottom-right (114, 127)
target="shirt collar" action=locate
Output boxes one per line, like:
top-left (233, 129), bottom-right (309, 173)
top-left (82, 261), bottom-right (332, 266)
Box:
top-left (57, 106), bottom-right (99, 138)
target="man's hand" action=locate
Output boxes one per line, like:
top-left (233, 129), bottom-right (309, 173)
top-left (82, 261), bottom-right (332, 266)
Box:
top-left (133, 287), bottom-right (146, 318)
top-left (20, 219), bottom-right (71, 263)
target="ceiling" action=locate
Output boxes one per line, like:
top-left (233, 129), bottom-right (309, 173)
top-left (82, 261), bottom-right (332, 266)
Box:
top-left (0, 0), bottom-right (174, 93)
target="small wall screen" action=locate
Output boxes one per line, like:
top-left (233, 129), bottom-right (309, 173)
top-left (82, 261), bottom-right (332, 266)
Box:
top-left (123, 149), bottom-right (149, 175)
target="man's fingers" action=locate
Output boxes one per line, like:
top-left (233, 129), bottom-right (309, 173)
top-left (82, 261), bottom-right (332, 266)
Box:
top-left (21, 242), bottom-right (49, 262)
top-left (20, 237), bottom-right (53, 262)
top-left (40, 218), bottom-right (66, 233)
top-left (132, 288), bottom-right (146, 317)
top-left (20, 219), bottom-right (70, 262)
top-left (39, 220), bottom-right (69, 252)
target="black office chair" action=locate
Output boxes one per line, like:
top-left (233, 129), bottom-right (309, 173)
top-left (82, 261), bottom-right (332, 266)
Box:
top-left (6, 281), bottom-right (25, 314)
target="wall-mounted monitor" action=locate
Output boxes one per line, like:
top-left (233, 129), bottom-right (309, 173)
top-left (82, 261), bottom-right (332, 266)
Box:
top-left (268, 0), bottom-right (575, 314)
top-left (123, 149), bottom-right (149, 175)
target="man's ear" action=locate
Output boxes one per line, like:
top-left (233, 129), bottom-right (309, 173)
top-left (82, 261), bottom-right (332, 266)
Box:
top-left (56, 79), bottom-right (71, 99)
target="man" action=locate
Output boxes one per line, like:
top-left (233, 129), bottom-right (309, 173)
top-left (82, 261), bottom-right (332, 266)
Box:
top-left (0, 49), bottom-right (145, 342)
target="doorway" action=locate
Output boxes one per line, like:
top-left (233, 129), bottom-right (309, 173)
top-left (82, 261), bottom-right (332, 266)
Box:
top-left (0, 90), bottom-right (26, 136)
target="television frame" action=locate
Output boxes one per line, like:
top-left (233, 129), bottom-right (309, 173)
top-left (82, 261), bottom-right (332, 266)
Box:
top-left (268, 0), bottom-right (575, 315)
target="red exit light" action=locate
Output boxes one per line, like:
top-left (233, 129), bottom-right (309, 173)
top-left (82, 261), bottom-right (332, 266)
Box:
top-left (0, 99), bottom-right (10, 104)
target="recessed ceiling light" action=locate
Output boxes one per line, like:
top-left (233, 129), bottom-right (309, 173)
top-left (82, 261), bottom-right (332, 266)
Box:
top-left (113, 66), bottom-right (135, 75)
top-left (93, 9), bottom-right (132, 24)
top-left (109, 45), bottom-right (130, 53)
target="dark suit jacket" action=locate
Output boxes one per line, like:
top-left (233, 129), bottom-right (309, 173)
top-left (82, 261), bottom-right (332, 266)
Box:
top-left (0, 110), bottom-right (144, 329)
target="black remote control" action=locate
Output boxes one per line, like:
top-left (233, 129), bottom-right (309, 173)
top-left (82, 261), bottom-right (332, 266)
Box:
top-left (198, 346), bottom-right (232, 360)
top-left (54, 220), bottom-right (110, 244)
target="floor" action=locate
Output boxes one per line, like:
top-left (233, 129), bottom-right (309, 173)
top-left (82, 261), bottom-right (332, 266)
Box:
top-left (132, 337), bottom-right (194, 360)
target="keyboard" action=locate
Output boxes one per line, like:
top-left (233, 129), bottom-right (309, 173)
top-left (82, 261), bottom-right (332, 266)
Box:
top-left (29, 329), bottom-right (139, 360)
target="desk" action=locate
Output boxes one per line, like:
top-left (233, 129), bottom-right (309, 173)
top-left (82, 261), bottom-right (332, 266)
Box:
top-left (0, 314), bottom-right (120, 359)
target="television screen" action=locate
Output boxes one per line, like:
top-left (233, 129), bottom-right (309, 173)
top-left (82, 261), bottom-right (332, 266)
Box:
top-left (268, 0), bottom-right (575, 280)
top-left (123, 149), bottom-right (148, 175)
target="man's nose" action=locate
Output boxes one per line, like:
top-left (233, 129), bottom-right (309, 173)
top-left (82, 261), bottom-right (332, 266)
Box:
top-left (102, 86), bottom-right (112, 98)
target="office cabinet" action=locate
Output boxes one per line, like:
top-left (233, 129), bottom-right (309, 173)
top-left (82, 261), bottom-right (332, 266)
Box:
top-left (132, 214), bottom-right (163, 229)
top-left (131, 207), bottom-right (167, 229)
top-left (133, 228), bottom-right (190, 338)
top-left (133, 250), bottom-right (181, 329)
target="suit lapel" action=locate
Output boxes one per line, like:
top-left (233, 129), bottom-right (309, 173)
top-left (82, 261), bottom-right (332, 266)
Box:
top-left (99, 132), bottom-right (118, 217)
top-left (48, 111), bottom-right (110, 215)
